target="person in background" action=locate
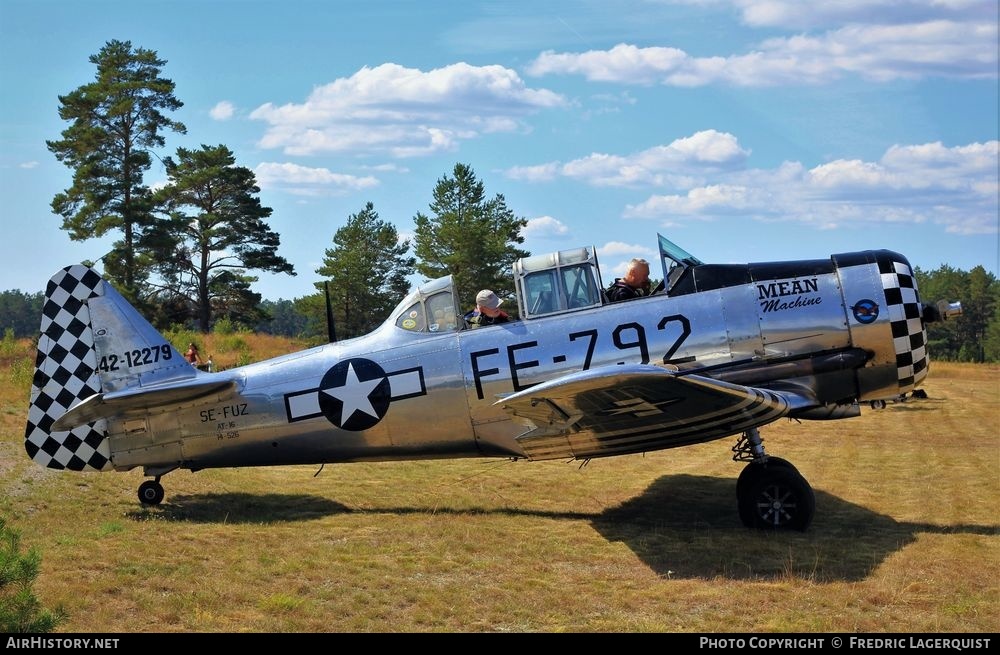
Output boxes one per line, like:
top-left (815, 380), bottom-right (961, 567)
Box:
top-left (606, 258), bottom-right (651, 302)
top-left (464, 289), bottom-right (510, 327)
top-left (184, 342), bottom-right (203, 367)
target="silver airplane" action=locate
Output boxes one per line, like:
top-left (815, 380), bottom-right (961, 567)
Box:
top-left (23, 234), bottom-right (961, 530)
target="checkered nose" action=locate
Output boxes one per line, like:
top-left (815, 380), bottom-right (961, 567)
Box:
top-left (878, 255), bottom-right (928, 394)
top-left (23, 265), bottom-right (112, 471)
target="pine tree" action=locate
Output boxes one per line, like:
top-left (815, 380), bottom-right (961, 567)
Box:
top-left (150, 144), bottom-right (295, 331)
top-left (315, 202), bottom-right (415, 338)
top-left (0, 517), bottom-right (65, 633)
top-left (413, 164), bottom-right (528, 308)
top-left (47, 40), bottom-right (186, 303)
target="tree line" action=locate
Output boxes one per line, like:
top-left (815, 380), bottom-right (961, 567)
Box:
top-left (6, 259), bottom-right (997, 363)
top-left (41, 40), bottom-right (526, 338)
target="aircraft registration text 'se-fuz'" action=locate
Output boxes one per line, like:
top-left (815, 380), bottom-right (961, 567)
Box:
top-left (24, 234), bottom-right (961, 530)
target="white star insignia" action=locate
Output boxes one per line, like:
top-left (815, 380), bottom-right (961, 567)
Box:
top-left (322, 362), bottom-right (384, 423)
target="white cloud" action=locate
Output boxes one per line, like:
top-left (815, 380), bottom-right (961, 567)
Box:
top-left (523, 215), bottom-right (570, 238)
top-left (526, 15), bottom-right (997, 86)
top-left (360, 163), bottom-right (410, 173)
top-left (624, 184), bottom-right (764, 217)
top-left (732, 0), bottom-right (994, 29)
top-left (255, 162), bottom-right (379, 196)
top-left (598, 241), bottom-right (659, 279)
top-left (505, 162), bottom-right (561, 182)
top-left (618, 140), bottom-right (998, 235)
top-left (504, 130), bottom-right (749, 186)
top-left (18, 161), bottom-right (38, 169)
top-left (598, 241), bottom-right (657, 257)
top-left (250, 62), bottom-right (567, 157)
top-left (210, 101), bottom-right (236, 121)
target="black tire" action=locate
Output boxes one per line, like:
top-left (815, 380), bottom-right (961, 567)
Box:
top-left (138, 480), bottom-right (165, 506)
top-left (738, 467), bottom-right (815, 531)
top-left (736, 456), bottom-right (800, 499)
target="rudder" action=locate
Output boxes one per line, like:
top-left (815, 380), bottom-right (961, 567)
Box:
top-left (25, 265), bottom-right (111, 471)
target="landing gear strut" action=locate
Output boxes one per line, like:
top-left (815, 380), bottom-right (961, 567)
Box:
top-left (138, 477), bottom-right (165, 506)
top-left (732, 428), bottom-right (815, 531)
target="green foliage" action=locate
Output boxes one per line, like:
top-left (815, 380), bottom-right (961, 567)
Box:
top-left (0, 328), bottom-right (16, 358)
top-left (984, 303), bottom-right (1000, 362)
top-left (7, 358), bottom-right (33, 390)
top-left (255, 299), bottom-right (310, 338)
top-left (149, 144), bottom-right (295, 332)
top-left (47, 39), bottom-right (185, 301)
top-left (314, 202), bottom-right (415, 339)
top-left (916, 264), bottom-right (1000, 363)
top-left (413, 163), bottom-right (528, 309)
top-left (292, 293), bottom-right (333, 343)
top-left (212, 317), bottom-right (237, 336)
top-left (164, 326), bottom-right (202, 354)
top-left (211, 319), bottom-right (251, 364)
top-left (0, 517), bottom-right (66, 633)
top-left (0, 291), bottom-right (44, 339)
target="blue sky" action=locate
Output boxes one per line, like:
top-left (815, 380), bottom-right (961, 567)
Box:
top-left (1, 0), bottom-right (997, 301)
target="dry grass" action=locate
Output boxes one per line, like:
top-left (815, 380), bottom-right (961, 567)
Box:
top-left (1, 336), bottom-right (997, 633)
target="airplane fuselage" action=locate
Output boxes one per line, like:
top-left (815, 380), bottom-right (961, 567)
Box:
top-left (104, 250), bottom-right (916, 473)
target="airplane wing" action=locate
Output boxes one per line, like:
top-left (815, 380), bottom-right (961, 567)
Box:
top-left (51, 378), bottom-right (239, 431)
top-left (496, 363), bottom-right (813, 461)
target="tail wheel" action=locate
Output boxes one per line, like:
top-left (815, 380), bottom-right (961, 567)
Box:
top-left (138, 480), bottom-right (165, 506)
top-left (738, 467), bottom-right (815, 531)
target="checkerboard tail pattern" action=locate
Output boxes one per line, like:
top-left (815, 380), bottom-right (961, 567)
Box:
top-left (24, 265), bottom-right (112, 472)
top-left (878, 255), bottom-right (928, 394)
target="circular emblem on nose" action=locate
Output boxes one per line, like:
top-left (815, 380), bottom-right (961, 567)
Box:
top-left (852, 299), bottom-right (879, 324)
top-left (318, 358), bottom-right (391, 431)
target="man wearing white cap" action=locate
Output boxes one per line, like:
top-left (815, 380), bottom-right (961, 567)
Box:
top-left (465, 289), bottom-right (511, 327)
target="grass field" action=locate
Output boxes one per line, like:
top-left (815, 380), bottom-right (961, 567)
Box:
top-left (1, 335), bottom-right (997, 633)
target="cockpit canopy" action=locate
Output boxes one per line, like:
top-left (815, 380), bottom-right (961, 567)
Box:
top-left (390, 275), bottom-right (462, 334)
top-left (387, 234), bottom-right (706, 332)
top-left (513, 246), bottom-right (604, 319)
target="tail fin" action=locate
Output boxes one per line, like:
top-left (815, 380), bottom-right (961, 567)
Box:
top-left (24, 265), bottom-right (193, 471)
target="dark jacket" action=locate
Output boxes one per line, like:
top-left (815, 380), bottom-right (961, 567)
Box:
top-left (606, 279), bottom-right (648, 302)
top-left (464, 309), bottom-right (510, 327)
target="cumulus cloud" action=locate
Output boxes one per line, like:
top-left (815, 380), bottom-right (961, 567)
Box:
top-left (625, 184), bottom-right (766, 216)
top-left (598, 241), bottom-right (657, 258)
top-left (598, 241), bottom-right (659, 279)
top-left (732, 0), bottom-right (995, 29)
top-left (523, 215), bottom-right (570, 238)
top-left (504, 130), bottom-right (750, 187)
top-left (621, 140), bottom-right (998, 235)
top-left (504, 130), bottom-right (749, 186)
top-left (526, 6), bottom-right (997, 86)
top-left (505, 162), bottom-right (561, 182)
top-left (250, 62), bottom-right (567, 157)
top-left (255, 162), bottom-right (379, 196)
top-left (210, 101), bottom-right (236, 121)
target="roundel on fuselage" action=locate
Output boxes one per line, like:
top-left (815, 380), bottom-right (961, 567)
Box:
top-left (318, 358), bottom-right (391, 431)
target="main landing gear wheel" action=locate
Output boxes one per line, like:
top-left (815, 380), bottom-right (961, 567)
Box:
top-left (737, 465), bottom-right (815, 531)
top-left (735, 456), bottom-right (799, 499)
top-left (138, 480), bottom-right (165, 506)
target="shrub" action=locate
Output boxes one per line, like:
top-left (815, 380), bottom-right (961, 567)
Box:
top-left (0, 517), bottom-right (66, 633)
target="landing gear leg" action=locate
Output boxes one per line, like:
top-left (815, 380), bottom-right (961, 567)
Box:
top-left (138, 476), bottom-right (165, 506)
top-left (733, 428), bottom-right (815, 531)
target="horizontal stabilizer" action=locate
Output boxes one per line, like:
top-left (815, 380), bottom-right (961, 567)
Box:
top-left (52, 378), bottom-right (238, 431)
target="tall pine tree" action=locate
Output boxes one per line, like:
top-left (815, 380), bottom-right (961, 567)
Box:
top-left (412, 164), bottom-right (528, 308)
top-left (150, 144), bottom-right (295, 331)
top-left (47, 40), bottom-right (185, 303)
top-left (315, 202), bottom-right (415, 339)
